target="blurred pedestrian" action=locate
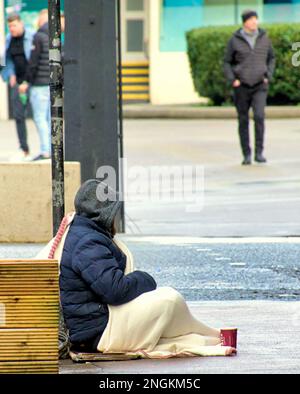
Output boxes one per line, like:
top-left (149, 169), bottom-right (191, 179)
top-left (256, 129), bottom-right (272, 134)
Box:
top-left (19, 9), bottom-right (51, 161)
top-left (1, 13), bottom-right (34, 162)
top-left (224, 10), bottom-right (275, 165)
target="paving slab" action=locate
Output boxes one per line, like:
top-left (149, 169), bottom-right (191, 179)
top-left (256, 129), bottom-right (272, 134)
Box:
top-left (1, 118), bottom-right (299, 237)
top-left (59, 301), bottom-right (300, 374)
top-left (123, 105), bottom-right (300, 119)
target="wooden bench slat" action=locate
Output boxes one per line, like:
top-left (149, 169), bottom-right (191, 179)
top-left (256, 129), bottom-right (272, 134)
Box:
top-left (0, 259), bottom-right (59, 374)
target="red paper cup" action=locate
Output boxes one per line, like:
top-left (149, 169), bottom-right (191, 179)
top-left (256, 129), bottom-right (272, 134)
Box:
top-left (220, 328), bottom-right (238, 349)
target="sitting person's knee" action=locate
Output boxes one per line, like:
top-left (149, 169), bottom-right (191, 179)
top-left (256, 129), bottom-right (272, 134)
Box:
top-left (158, 287), bottom-right (184, 305)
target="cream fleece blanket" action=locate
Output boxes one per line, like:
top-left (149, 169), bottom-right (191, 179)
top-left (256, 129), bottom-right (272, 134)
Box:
top-left (98, 238), bottom-right (231, 358)
top-left (36, 214), bottom-right (231, 358)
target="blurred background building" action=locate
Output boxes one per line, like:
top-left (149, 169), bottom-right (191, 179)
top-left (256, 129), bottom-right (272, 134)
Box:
top-left (1, 0), bottom-right (300, 119)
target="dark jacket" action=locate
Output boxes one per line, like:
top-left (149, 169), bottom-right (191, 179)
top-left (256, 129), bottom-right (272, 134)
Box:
top-left (1, 29), bottom-right (34, 83)
top-left (25, 23), bottom-right (50, 86)
top-left (224, 28), bottom-right (275, 87)
top-left (59, 214), bottom-right (157, 349)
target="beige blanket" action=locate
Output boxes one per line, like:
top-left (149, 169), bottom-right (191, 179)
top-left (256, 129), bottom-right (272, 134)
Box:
top-left (99, 238), bottom-right (231, 358)
top-left (36, 213), bottom-right (231, 359)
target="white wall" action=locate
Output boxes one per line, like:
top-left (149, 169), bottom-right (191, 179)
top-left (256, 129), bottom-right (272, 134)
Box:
top-left (148, 0), bottom-right (202, 105)
top-left (0, 0), bottom-right (8, 120)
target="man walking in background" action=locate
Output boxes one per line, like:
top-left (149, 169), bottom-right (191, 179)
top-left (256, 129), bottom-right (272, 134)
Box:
top-left (19, 9), bottom-right (51, 161)
top-left (224, 10), bottom-right (275, 166)
top-left (1, 13), bottom-right (34, 162)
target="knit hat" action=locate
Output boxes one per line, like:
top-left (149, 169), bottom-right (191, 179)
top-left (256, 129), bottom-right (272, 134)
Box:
top-left (241, 10), bottom-right (258, 23)
top-left (74, 179), bottom-right (122, 231)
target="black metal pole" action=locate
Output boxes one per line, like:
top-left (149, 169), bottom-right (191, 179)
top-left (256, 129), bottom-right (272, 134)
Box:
top-left (48, 0), bottom-right (65, 236)
top-left (117, 0), bottom-right (125, 233)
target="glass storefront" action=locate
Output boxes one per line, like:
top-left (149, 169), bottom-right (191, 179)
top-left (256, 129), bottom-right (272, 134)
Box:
top-left (160, 0), bottom-right (300, 52)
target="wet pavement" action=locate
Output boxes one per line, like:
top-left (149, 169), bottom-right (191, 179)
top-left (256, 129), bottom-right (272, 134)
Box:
top-left (1, 237), bottom-right (299, 301)
top-left (123, 238), bottom-right (300, 301)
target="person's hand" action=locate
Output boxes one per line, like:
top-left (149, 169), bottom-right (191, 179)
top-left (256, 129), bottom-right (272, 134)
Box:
top-left (18, 82), bottom-right (29, 94)
top-left (9, 75), bottom-right (17, 88)
top-left (232, 79), bottom-right (241, 88)
top-left (263, 78), bottom-right (269, 85)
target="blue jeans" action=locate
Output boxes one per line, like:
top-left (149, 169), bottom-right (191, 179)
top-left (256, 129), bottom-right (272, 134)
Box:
top-left (30, 86), bottom-right (51, 156)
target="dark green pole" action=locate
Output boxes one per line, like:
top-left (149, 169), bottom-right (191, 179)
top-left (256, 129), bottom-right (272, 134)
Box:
top-left (48, 0), bottom-right (65, 236)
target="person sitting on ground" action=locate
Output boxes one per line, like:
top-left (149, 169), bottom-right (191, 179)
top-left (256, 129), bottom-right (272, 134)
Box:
top-left (59, 179), bottom-right (237, 358)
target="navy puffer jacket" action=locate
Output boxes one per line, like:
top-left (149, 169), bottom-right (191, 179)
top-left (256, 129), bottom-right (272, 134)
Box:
top-left (60, 214), bottom-right (157, 349)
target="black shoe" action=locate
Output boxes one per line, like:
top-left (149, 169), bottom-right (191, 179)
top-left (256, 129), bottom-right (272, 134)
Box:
top-left (32, 154), bottom-right (51, 161)
top-left (255, 153), bottom-right (267, 163)
top-left (242, 155), bottom-right (252, 166)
